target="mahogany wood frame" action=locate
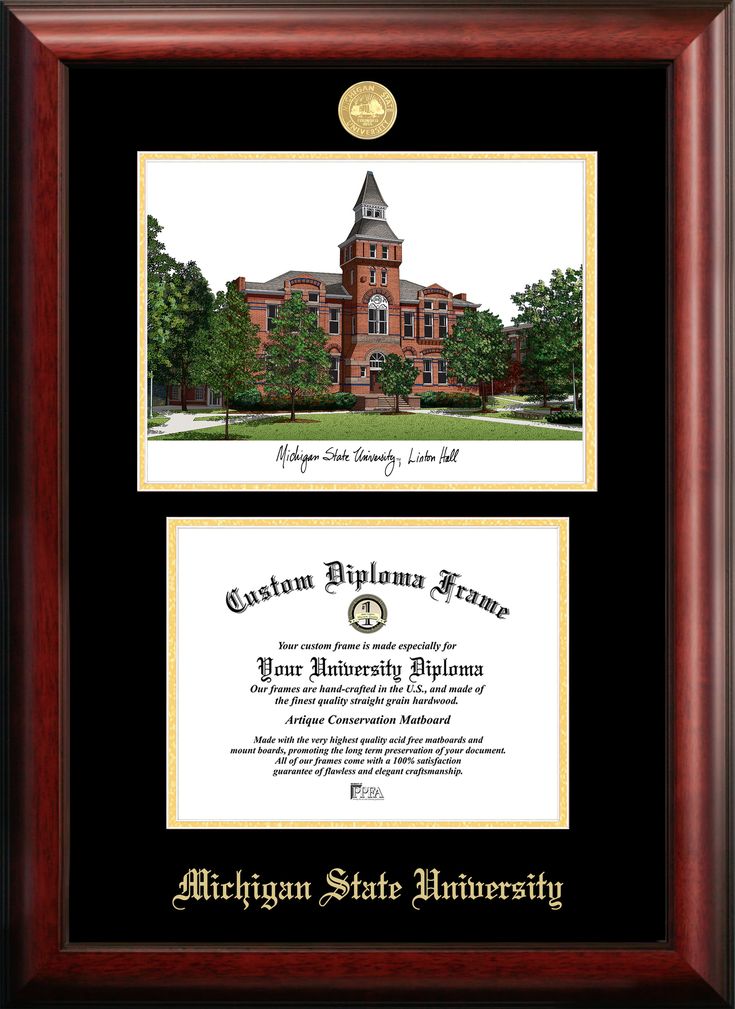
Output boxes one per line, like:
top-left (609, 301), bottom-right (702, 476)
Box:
top-left (5, 2), bottom-right (732, 1005)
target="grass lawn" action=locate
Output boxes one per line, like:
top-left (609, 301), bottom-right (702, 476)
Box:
top-left (151, 412), bottom-right (583, 441)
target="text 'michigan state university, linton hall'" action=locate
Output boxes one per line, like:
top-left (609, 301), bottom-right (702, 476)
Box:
top-left (166, 171), bottom-right (529, 411)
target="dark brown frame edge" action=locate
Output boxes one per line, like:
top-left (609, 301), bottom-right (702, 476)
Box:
top-left (5, 2), bottom-right (732, 1006)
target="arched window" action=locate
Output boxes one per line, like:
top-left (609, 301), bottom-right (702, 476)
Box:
top-left (368, 295), bottom-right (388, 336)
top-left (369, 351), bottom-right (386, 370)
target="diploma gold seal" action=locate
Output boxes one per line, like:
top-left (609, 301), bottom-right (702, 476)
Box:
top-left (348, 594), bottom-right (388, 633)
top-left (338, 82), bottom-right (397, 140)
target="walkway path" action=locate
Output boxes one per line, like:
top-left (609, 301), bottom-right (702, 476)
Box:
top-left (419, 409), bottom-right (580, 432)
top-left (150, 410), bottom-right (364, 434)
top-left (149, 412), bottom-right (238, 434)
top-left (149, 409), bottom-right (580, 435)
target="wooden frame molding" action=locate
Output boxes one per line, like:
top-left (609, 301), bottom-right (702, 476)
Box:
top-left (6, 2), bottom-right (732, 1005)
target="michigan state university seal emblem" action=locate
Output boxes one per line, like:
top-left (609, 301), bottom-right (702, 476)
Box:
top-left (338, 82), bottom-right (397, 140)
top-left (348, 594), bottom-right (388, 633)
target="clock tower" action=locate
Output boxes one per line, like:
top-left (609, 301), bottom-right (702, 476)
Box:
top-left (339, 171), bottom-right (404, 345)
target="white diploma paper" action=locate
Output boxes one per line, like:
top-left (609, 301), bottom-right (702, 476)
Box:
top-left (168, 518), bottom-right (568, 828)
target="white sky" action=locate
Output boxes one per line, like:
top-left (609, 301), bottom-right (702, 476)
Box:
top-left (145, 155), bottom-right (588, 325)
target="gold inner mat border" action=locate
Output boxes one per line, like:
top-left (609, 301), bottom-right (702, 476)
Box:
top-left (167, 517), bottom-right (569, 829)
top-left (139, 152), bottom-right (596, 492)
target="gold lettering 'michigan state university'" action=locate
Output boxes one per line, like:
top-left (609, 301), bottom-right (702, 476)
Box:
top-left (172, 866), bottom-right (564, 912)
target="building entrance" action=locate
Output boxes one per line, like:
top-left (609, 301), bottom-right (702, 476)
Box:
top-left (369, 352), bottom-right (385, 392)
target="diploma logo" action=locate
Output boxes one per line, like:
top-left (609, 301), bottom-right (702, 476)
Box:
top-left (348, 594), bottom-right (387, 633)
top-left (350, 783), bottom-right (384, 800)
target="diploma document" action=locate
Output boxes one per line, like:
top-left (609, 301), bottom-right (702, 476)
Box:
top-left (168, 518), bottom-right (568, 828)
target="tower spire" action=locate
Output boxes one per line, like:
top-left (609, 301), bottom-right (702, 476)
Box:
top-left (353, 170), bottom-right (388, 214)
top-left (340, 171), bottom-right (403, 249)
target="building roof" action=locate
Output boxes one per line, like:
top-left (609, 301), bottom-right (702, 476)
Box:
top-left (399, 279), bottom-right (478, 308)
top-left (244, 270), bottom-right (479, 307)
top-left (340, 217), bottom-right (402, 244)
top-left (352, 171), bottom-right (388, 211)
top-left (245, 271), bottom-right (351, 297)
top-left (398, 279), bottom-right (422, 301)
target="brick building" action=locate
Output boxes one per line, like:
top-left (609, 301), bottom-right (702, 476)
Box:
top-left (166, 171), bottom-right (527, 410)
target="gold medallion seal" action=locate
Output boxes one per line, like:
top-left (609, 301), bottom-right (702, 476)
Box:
top-left (338, 82), bottom-right (397, 140)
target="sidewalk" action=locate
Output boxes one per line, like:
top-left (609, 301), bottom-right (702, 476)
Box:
top-left (416, 409), bottom-right (581, 432)
top-left (150, 412), bottom-right (234, 434)
top-left (149, 410), bottom-right (355, 435)
top-left (149, 409), bottom-right (581, 434)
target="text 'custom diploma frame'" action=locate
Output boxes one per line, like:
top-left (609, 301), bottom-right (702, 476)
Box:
top-left (168, 518), bottom-right (568, 828)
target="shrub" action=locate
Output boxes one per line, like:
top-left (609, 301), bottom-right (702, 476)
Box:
top-left (230, 389), bottom-right (263, 410)
top-left (547, 411), bottom-right (583, 426)
top-left (229, 391), bottom-right (357, 412)
top-left (419, 391), bottom-right (482, 409)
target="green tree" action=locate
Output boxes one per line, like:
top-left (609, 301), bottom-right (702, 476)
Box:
top-left (165, 260), bottom-right (214, 411)
top-left (197, 281), bottom-right (261, 439)
top-left (264, 292), bottom-right (331, 422)
top-left (378, 354), bottom-right (419, 414)
top-left (511, 266), bottom-right (583, 408)
top-left (146, 216), bottom-right (178, 413)
top-left (442, 309), bottom-right (511, 413)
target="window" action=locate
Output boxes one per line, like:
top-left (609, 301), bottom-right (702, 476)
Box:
top-left (350, 269), bottom-right (354, 285)
top-left (352, 315), bottom-right (356, 335)
top-left (194, 386), bottom-right (206, 401)
top-left (439, 314), bottom-right (448, 339)
top-left (369, 351), bottom-right (385, 370)
top-left (329, 308), bottom-right (340, 334)
top-left (438, 360), bottom-right (448, 385)
top-left (360, 366), bottom-right (367, 378)
top-left (424, 313), bottom-right (434, 338)
top-left (170, 385), bottom-right (181, 402)
top-left (423, 360), bottom-right (432, 385)
top-left (368, 294), bottom-right (388, 335)
top-left (267, 304), bottom-right (279, 331)
top-left (403, 312), bottom-right (414, 338)
top-left (330, 356), bottom-right (340, 383)
top-left (308, 306), bottom-right (319, 318)
top-left (439, 300), bottom-right (448, 311)
top-left (382, 245), bottom-right (389, 259)
top-left (370, 244), bottom-right (377, 258)
top-left (425, 300), bottom-right (433, 310)
top-left (370, 268), bottom-right (376, 285)
top-left (209, 390), bottom-right (221, 406)
top-left (308, 292), bottom-right (319, 303)
top-left (381, 269), bottom-right (388, 286)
